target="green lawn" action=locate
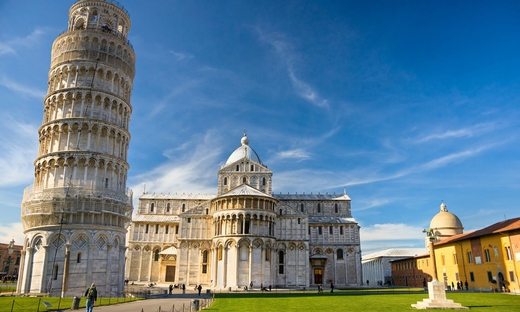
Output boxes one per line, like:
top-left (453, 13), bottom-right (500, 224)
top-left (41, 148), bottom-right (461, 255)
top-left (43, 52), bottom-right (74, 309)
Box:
top-left (0, 290), bottom-right (517, 311)
top-left (205, 291), bottom-right (520, 312)
top-left (0, 295), bottom-right (142, 312)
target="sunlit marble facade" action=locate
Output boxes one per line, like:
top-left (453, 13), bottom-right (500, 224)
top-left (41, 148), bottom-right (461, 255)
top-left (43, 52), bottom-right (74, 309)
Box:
top-left (126, 134), bottom-right (362, 289)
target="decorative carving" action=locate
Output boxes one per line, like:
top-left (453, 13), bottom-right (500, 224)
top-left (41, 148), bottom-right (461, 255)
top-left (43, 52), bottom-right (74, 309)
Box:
top-left (73, 233), bottom-right (89, 249)
top-left (96, 235), bottom-right (108, 249)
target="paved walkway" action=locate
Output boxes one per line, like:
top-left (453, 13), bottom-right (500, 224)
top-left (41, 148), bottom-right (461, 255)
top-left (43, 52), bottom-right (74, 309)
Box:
top-left (68, 294), bottom-right (212, 312)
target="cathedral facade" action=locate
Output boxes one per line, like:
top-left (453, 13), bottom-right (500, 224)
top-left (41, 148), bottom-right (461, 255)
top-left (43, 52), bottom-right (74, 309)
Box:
top-left (126, 134), bottom-right (362, 289)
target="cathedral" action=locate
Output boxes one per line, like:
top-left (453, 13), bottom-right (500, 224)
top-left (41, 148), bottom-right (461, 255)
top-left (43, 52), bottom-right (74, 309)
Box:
top-left (126, 134), bottom-right (362, 289)
top-left (18, 0), bottom-right (361, 297)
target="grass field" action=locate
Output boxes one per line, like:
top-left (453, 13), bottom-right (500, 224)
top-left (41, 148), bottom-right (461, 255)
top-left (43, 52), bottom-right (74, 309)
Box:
top-left (205, 291), bottom-right (520, 312)
top-left (0, 295), bottom-right (142, 312)
top-left (0, 289), bottom-right (517, 311)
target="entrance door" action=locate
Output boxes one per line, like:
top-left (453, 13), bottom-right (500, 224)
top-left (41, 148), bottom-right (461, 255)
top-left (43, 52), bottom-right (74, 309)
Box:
top-left (498, 272), bottom-right (505, 291)
top-left (165, 266), bottom-right (175, 282)
top-left (314, 268), bottom-right (323, 284)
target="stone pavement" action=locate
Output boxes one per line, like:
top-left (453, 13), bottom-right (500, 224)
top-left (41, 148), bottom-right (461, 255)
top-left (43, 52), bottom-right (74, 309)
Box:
top-left (66, 292), bottom-right (213, 312)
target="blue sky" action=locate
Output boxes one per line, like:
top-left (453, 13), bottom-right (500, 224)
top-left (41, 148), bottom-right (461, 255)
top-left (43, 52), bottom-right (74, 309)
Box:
top-left (1, 0), bottom-right (519, 254)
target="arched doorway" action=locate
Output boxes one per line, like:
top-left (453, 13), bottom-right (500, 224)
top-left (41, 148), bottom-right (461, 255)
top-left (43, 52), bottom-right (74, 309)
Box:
top-left (497, 272), bottom-right (505, 292)
top-left (314, 268), bottom-right (323, 284)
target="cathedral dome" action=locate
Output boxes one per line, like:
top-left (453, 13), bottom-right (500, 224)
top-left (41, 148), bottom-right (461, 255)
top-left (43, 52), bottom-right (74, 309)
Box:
top-left (225, 133), bottom-right (263, 165)
top-left (430, 202), bottom-right (463, 237)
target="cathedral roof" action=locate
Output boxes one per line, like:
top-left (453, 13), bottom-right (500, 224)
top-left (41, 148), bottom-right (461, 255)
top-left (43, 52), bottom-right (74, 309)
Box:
top-left (140, 193), bottom-right (216, 200)
top-left (308, 216), bottom-right (357, 224)
top-left (225, 133), bottom-right (263, 165)
top-left (435, 217), bottom-right (520, 246)
top-left (133, 215), bottom-right (180, 223)
top-left (274, 193), bottom-right (351, 200)
top-left (219, 184), bottom-right (275, 199)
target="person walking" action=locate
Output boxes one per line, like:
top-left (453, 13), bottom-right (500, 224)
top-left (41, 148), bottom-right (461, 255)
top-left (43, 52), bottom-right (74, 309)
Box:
top-left (84, 283), bottom-right (97, 312)
top-left (182, 284), bottom-right (186, 294)
top-left (330, 282), bottom-right (334, 293)
top-left (197, 284), bottom-right (202, 296)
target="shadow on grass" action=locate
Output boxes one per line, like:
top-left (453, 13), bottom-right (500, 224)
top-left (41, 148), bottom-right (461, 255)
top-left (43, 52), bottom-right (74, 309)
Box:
top-left (215, 290), bottom-right (426, 299)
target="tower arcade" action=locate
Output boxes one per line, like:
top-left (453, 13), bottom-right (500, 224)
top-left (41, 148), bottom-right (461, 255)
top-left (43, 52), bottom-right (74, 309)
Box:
top-left (19, 0), bottom-right (135, 296)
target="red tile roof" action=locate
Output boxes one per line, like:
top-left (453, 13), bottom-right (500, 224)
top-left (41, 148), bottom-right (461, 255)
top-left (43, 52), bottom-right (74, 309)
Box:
top-left (435, 217), bottom-right (520, 246)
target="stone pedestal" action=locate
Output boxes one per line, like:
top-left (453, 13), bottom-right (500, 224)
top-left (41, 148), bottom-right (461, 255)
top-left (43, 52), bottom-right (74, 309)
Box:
top-left (412, 281), bottom-right (468, 309)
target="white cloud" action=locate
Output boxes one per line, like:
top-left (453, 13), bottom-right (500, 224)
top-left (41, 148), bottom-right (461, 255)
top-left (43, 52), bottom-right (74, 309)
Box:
top-left (0, 28), bottom-right (46, 56)
top-left (360, 223), bottom-right (427, 254)
top-left (287, 70), bottom-right (329, 108)
top-left (414, 122), bottom-right (499, 143)
top-left (419, 142), bottom-right (503, 171)
top-left (354, 198), bottom-right (393, 211)
top-left (0, 118), bottom-right (39, 187)
top-left (0, 76), bottom-right (46, 99)
top-left (274, 149), bottom-right (310, 161)
top-left (169, 50), bottom-right (194, 62)
top-left (0, 43), bottom-right (16, 56)
top-left (128, 130), bottom-right (224, 207)
top-left (255, 27), bottom-right (329, 108)
top-left (0, 222), bottom-right (25, 246)
top-left (148, 79), bottom-right (202, 117)
top-left (361, 223), bottom-right (426, 241)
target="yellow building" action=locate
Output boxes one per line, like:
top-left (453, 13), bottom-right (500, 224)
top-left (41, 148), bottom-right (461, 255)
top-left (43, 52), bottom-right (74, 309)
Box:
top-left (432, 217), bottom-right (520, 293)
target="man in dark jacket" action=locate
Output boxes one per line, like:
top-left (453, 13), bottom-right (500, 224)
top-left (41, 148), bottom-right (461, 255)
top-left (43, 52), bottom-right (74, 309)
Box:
top-left (85, 283), bottom-right (97, 312)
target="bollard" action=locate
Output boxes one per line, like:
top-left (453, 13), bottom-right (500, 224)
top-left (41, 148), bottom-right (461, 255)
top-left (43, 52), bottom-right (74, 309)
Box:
top-left (71, 296), bottom-right (80, 310)
top-left (191, 299), bottom-right (200, 311)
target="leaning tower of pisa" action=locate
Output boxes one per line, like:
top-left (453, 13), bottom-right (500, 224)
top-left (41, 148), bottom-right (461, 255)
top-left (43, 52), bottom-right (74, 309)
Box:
top-left (18, 0), bottom-right (135, 296)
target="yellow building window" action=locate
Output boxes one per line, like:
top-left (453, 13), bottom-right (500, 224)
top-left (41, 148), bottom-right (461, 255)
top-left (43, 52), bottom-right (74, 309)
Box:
top-left (505, 247), bottom-right (512, 260)
top-left (484, 249), bottom-right (491, 262)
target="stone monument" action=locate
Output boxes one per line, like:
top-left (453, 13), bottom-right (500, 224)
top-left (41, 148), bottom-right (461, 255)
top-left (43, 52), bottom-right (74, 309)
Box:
top-left (412, 228), bottom-right (467, 309)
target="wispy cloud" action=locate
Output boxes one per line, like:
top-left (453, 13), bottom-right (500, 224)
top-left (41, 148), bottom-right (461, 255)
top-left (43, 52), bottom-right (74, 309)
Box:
top-left (419, 142), bottom-right (502, 171)
top-left (129, 130), bottom-right (224, 206)
top-left (0, 117), bottom-right (38, 187)
top-left (169, 50), bottom-right (194, 62)
top-left (255, 27), bottom-right (329, 108)
top-left (354, 198), bottom-right (393, 211)
top-left (414, 122), bottom-right (500, 143)
top-left (148, 79), bottom-right (202, 117)
top-left (274, 149), bottom-right (310, 161)
top-left (328, 140), bottom-right (507, 191)
top-left (0, 43), bottom-right (15, 56)
top-left (0, 28), bottom-right (46, 56)
top-left (0, 76), bottom-right (46, 98)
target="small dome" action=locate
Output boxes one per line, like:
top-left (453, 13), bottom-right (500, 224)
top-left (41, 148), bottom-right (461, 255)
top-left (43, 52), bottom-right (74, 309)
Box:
top-left (225, 133), bottom-right (263, 165)
top-left (430, 202), bottom-right (463, 237)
